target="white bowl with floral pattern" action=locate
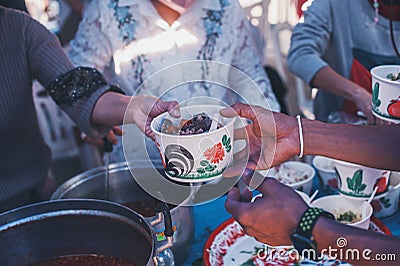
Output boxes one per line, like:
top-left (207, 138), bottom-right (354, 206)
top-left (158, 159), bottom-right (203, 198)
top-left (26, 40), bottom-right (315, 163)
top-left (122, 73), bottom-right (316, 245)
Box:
top-left (371, 65), bottom-right (400, 124)
top-left (151, 105), bottom-right (234, 183)
top-left (311, 195), bottom-right (373, 230)
top-left (333, 160), bottom-right (390, 198)
top-left (312, 156), bottom-right (339, 194)
top-left (370, 172), bottom-right (400, 218)
top-left (260, 161), bottom-right (316, 195)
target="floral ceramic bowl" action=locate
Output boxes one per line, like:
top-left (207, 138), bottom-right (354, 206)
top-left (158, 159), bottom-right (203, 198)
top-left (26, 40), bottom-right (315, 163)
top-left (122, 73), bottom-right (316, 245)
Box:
top-left (312, 156), bottom-right (339, 194)
top-left (151, 105), bottom-right (234, 183)
top-left (260, 161), bottom-right (316, 195)
top-left (311, 195), bottom-right (373, 230)
top-left (333, 160), bottom-right (390, 198)
top-left (370, 172), bottom-right (400, 218)
top-left (371, 65), bottom-right (400, 124)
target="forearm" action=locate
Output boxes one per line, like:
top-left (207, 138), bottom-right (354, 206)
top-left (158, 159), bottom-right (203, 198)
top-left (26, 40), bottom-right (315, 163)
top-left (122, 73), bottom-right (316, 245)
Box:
top-left (91, 92), bottom-right (131, 126)
top-left (313, 217), bottom-right (400, 265)
top-left (311, 66), bottom-right (368, 102)
top-left (301, 119), bottom-right (399, 171)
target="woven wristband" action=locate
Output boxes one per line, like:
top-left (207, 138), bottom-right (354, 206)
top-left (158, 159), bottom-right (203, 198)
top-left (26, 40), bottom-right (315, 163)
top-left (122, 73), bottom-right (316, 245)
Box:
top-left (296, 207), bottom-right (335, 240)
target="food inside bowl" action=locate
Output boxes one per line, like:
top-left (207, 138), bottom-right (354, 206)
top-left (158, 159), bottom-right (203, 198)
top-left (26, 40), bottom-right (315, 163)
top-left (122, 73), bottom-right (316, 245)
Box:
top-left (387, 72), bottom-right (400, 82)
top-left (161, 112), bottom-right (222, 135)
top-left (32, 254), bottom-right (136, 266)
top-left (274, 165), bottom-right (309, 185)
top-left (335, 210), bottom-right (362, 224)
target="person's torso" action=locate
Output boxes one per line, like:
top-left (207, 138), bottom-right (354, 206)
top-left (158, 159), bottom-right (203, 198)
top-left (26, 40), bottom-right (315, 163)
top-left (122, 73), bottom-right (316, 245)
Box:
top-left (96, 0), bottom-right (242, 98)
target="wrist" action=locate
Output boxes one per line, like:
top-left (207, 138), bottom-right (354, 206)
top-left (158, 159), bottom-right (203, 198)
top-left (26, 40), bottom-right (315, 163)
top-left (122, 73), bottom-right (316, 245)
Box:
top-left (291, 207), bottom-right (335, 257)
top-left (126, 95), bottom-right (141, 125)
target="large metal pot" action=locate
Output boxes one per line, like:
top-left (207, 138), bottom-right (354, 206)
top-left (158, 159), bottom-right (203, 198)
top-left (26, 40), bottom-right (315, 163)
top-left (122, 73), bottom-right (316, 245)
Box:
top-left (51, 161), bottom-right (195, 265)
top-left (0, 199), bottom-right (162, 265)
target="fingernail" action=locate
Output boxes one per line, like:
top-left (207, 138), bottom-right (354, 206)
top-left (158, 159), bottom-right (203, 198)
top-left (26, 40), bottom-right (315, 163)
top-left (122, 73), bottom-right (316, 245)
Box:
top-left (171, 108), bottom-right (180, 117)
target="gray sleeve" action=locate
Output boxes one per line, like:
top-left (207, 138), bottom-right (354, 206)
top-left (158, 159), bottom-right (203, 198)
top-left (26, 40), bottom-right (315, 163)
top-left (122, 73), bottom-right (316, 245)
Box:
top-left (287, 0), bottom-right (333, 85)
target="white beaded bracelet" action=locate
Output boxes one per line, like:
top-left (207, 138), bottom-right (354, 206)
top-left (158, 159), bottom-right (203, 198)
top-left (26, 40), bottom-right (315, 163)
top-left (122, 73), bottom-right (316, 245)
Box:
top-left (296, 115), bottom-right (304, 159)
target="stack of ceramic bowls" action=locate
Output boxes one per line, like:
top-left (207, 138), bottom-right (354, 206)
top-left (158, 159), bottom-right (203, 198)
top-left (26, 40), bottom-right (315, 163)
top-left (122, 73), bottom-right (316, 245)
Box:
top-left (332, 159), bottom-right (397, 218)
top-left (370, 172), bottom-right (400, 218)
top-left (312, 156), bottom-right (338, 194)
top-left (260, 161), bottom-right (316, 196)
top-left (333, 160), bottom-right (391, 198)
top-left (370, 65), bottom-right (400, 124)
top-left (365, 65), bottom-right (400, 217)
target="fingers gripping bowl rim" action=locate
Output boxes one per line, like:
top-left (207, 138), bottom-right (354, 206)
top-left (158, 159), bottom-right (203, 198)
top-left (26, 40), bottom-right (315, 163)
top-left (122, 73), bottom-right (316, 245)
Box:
top-left (150, 105), bottom-right (235, 183)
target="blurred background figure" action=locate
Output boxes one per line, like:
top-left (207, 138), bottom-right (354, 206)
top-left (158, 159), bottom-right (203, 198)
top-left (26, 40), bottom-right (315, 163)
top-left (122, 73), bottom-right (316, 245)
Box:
top-left (67, 0), bottom-right (281, 163)
top-left (287, 0), bottom-right (400, 123)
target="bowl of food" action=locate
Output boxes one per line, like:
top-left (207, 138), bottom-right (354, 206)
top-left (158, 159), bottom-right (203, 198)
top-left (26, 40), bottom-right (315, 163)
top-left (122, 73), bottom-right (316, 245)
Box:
top-left (260, 161), bottom-right (316, 195)
top-left (150, 105), bottom-right (234, 183)
top-left (312, 156), bottom-right (339, 194)
top-left (370, 65), bottom-right (400, 124)
top-left (333, 160), bottom-right (390, 198)
top-left (311, 195), bottom-right (373, 230)
top-left (370, 171), bottom-right (400, 219)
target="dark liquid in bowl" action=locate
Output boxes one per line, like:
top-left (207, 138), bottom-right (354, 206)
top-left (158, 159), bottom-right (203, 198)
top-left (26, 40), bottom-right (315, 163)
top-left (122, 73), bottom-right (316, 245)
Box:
top-left (122, 201), bottom-right (176, 217)
top-left (31, 254), bottom-right (135, 266)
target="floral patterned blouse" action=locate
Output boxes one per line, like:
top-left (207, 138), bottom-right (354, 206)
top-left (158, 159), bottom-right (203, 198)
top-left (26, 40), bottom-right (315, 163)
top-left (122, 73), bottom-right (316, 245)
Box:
top-left (68, 0), bottom-right (280, 162)
top-left (69, 0), bottom-right (279, 109)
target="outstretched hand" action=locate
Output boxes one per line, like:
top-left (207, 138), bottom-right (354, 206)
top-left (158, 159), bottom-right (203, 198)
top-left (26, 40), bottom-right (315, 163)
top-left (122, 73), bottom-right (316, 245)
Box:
top-left (225, 177), bottom-right (308, 246)
top-left (129, 95), bottom-right (180, 140)
top-left (220, 103), bottom-right (300, 178)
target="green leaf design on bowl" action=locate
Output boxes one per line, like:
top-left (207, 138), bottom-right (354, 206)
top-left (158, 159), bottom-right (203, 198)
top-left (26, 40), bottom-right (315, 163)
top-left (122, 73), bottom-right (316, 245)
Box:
top-left (380, 197), bottom-right (391, 208)
top-left (372, 82), bottom-right (381, 108)
top-left (200, 160), bottom-right (210, 166)
top-left (222, 134), bottom-right (232, 153)
top-left (346, 169), bottom-right (367, 194)
top-left (196, 168), bottom-right (205, 174)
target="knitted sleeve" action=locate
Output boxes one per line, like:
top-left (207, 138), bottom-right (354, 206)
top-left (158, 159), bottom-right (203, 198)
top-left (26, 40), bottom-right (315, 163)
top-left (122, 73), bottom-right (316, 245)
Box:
top-left (25, 17), bottom-right (121, 138)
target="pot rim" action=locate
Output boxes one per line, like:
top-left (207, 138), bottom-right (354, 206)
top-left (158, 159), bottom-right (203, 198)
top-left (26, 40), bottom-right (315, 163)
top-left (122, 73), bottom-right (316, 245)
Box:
top-left (0, 198), bottom-right (157, 265)
top-left (51, 161), bottom-right (195, 210)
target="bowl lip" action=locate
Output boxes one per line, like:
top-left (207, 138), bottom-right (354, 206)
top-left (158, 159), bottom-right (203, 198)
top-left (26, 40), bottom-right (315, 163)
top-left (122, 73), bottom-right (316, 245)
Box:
top-left (150, 104), bottom-right (235, 138)
top-left (340, 183), bottom-right (398, 201)
top-left (332, 159), bottom-right (388, 172)
top-left (312, 156), bottom-right (336, 173)
top-left (371, 64), bottom-right (400, 86)
top-left (311, 195), bottom-right (373, 225)
top-left (266, 161), bottom-right (316, 187)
